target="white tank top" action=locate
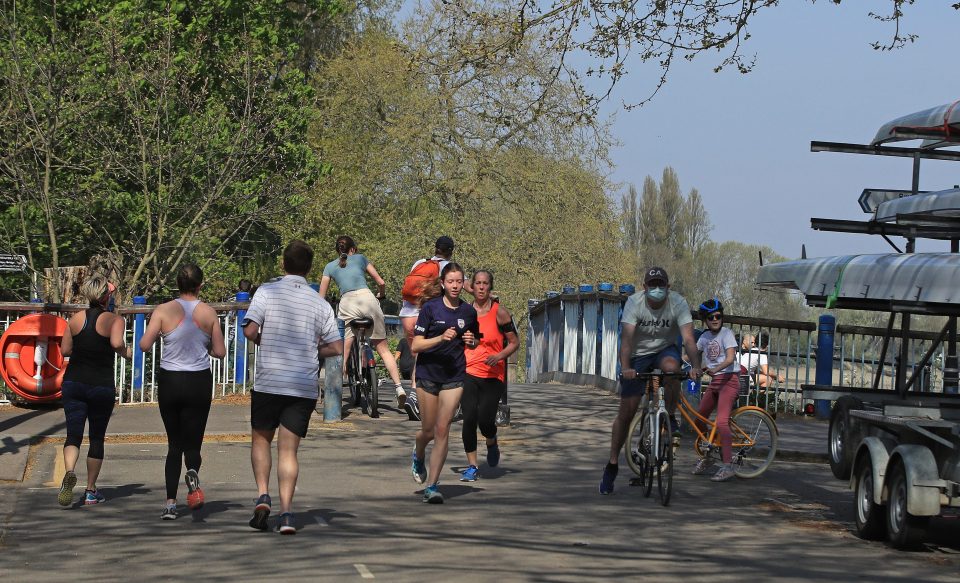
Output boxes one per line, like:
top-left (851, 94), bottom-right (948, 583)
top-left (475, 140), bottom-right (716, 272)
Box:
top-left (159, 299), bottom-right (212, 372)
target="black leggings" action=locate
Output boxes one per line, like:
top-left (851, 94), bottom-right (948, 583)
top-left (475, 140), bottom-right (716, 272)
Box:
top-left (461, 374), bottom-right (505, 454)
top-left (62, 381), bottom-right (115, 460)
top-left (157, 369), bottom-right (212, 500)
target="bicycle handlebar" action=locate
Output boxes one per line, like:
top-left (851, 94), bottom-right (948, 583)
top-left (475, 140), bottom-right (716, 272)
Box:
top-left (623, 371), bottom-right (689, 379)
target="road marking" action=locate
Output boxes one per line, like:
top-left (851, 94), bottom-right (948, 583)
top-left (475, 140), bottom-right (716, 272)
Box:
top-left (353, 564), bottom-right (374, 579)
top-left (314, 515), bottom-right (328, 527)
top-left (46, 450), bottom-right (66, 487)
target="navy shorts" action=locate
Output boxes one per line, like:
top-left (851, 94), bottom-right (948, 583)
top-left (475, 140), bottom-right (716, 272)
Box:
top-left (251, 391), bottom-right (316, 438)
top-left (416, 378), bottom-right (462, 396)
top-left (619, 345), bottom-right (682, 398)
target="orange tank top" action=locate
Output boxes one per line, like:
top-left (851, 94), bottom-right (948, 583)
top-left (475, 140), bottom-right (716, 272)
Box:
top-left (466, 302), bottom-right (505, 380)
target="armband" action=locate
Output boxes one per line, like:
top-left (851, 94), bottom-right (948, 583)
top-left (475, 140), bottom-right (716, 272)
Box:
top-left (498, 319), bottom-right (518, 335)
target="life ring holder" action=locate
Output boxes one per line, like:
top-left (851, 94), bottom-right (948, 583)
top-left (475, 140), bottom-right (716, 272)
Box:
top-left (0, 313), bottom-right (69, 403)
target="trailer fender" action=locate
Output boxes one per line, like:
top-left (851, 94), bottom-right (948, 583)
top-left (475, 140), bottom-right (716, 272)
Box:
top-left (850, 437), bottom-right (890, 505)
top-left (888, 445), bottom-right (943, 517)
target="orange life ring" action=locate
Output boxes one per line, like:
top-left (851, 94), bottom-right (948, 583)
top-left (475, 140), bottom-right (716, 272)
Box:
top-left (0, 313), bottom-right (68, 403)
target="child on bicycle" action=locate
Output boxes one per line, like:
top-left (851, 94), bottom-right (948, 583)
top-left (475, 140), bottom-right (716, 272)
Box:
top-left (693, 298), bottom-right (741, 482)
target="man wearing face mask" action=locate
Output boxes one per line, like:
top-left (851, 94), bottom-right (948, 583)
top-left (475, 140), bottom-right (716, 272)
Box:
top-left (599, 266), bottom-right (701, 495)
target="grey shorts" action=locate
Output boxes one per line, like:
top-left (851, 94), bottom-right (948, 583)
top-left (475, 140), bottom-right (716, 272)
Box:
top-left (416, 379), bottom-right (462, 396)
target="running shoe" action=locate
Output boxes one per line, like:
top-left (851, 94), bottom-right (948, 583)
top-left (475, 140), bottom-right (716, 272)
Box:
top-left (460, 465), bottom-right (480, 482)
top-left (58, 471), bottom-right (77, 507)
top-left (249, 493), bottom-right (271, 531)
top-left (422, 484), bottom-right (443, 504)
top-left (396, 390), bottom-right (407, 410)
top-left (161, 504), bottom-right (178, 520)
top-left (404, 392), bottom-right (421, 421)
top-left (670, 415), bottom-right (682, 437)
top-left (185, 469), bottom-right (204, 510)
top-left (711, 465), bottom-right (736, 482)
top-left (599, 463), bottom-right (618, 495)
top-left (692, 458), bottom-right (713, 476)
top-left (83, 489), bottom-right (106, 505)
top-left (451, 405), bottom-right (463, 423)
top-left (487, 443), bottom-right (501, 467)
top-left (277, 512), bottom-right (296, 535)
top-left (411, 451), bottom-right (427, 484)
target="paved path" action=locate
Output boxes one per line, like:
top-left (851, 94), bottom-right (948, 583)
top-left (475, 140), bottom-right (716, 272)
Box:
top-left (1, 383), bottom-right (957, 581)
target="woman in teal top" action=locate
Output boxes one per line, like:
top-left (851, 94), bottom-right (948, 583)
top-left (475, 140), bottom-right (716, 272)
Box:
top-left (319, 236), bottom-right (406, 409)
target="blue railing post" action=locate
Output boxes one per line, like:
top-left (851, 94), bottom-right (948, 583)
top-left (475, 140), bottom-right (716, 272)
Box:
top-left (815, 314), bottom-right (836, 419)
top-left (323, 317), bottom-right (345, 422)
top-left (235, 291), bottom-right (249, 384)
top-left (132, 295), bottom-right (147, 390)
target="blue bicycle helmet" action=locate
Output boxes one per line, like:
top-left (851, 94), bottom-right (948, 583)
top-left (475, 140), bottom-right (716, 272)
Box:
top-left (698, 298), bottom-right (723, 319)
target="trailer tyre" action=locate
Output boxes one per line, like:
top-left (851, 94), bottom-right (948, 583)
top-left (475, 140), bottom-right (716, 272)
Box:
top-left (886, 461), bottom-right (930, 549)
top-left (829, 396), bottom-right (861, 480)
top-left (853, 456), bottom-right (885, 540)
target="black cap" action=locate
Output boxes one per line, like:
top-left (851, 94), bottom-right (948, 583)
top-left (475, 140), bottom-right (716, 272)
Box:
top-left (643, 266), bottom-right (669, 285)
top-left (435, 236), bottom-right (455, 252)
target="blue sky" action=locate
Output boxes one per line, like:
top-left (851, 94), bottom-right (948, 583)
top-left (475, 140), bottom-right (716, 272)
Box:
top-left (594, 1), bottom-right (958, 259)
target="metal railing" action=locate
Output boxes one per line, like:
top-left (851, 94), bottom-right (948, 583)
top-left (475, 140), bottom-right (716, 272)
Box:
top-left (526, 290), bottom-right (948, 414)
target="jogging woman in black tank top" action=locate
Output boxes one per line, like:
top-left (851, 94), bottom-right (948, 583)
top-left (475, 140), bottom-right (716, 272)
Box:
top-left (58, 274), bottom-right (131, 507)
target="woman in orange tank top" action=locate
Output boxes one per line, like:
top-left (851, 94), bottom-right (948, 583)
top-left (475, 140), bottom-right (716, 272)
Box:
top-left (459, 271), bottom-right (520, 482)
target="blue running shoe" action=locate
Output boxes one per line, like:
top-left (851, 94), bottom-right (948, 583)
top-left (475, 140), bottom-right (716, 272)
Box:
top-left (487, 443), bottom-right (501, 468)
top-left (599, 463), bottom-right (618, 495)
top-left (411, 451), bottom-right (427, 484)
top-left (83, 489), bottom-right (106, 505)
top-left (249, 493), bottom-right (271, 531)
top-left (460, 465), bottom-right (480, 482)
top-left (422, 484), bottom-right (444, 504)
top-left (277, 512), bottom-right (297, 535)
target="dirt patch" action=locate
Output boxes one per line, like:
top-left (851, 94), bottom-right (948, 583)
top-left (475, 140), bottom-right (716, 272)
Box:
top-left (758, 499), bottom-right (848, 534)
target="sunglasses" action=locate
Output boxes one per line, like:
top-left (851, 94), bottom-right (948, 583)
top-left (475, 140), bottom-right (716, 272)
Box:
top-left (706, 314), bottom-right (722, 321)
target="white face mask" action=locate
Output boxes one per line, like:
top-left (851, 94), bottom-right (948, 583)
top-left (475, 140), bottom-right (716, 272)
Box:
top-left (647, 287), bottom-right (667, 302)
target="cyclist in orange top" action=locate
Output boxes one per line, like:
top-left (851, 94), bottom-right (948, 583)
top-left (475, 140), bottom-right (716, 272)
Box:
top-left (459, 271), bottom-right (520, 481)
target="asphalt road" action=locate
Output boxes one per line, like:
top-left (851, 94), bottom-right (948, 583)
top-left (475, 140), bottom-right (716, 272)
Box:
top-left (1, 382), bottom-right (958, 581)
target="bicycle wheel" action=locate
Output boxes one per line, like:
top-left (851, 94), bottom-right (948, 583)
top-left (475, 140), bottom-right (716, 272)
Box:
top-left (365, 345), bottom-right (379, 418)
top-left (730, 408), bottom-right (778, 478)
top-left (347, 340), bottom-right (362, 407)
top-left (625, 411), bottom-right (648, 477)
top-left (656, 412), bottom-right (673, 506)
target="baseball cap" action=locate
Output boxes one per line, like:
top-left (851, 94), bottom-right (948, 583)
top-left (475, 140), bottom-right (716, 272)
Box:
top-left (435, 236), bottom-right (455, 252)
top-left (643, 266), bottom-right (669, 286)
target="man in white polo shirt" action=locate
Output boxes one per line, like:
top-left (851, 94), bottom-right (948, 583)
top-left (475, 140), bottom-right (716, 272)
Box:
top-left (242, 240), bottom-right (342, 534)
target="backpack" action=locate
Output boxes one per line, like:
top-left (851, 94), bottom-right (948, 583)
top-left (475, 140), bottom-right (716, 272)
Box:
top-left (401, 259), bottom-right (441, 303)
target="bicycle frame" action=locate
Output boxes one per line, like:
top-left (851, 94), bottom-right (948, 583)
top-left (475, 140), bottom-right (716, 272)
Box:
top-left (676, 390), bottom-right (777, 449)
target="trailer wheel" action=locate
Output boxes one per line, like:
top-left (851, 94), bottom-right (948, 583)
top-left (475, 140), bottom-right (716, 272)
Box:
top-left (853, 456), bottom-right (885, 540)
top-left (886, 461), bottom-right (930, 549)
top-left (829, 396), bottom-right (861, 480)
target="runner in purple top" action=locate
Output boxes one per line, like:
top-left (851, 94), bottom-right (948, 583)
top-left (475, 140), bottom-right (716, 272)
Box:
top-left (409, 263), bottom-right (479, 503)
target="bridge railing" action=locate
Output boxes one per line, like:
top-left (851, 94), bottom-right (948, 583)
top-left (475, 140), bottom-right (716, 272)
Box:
top-left (527, 289), bottom-right (946, 414)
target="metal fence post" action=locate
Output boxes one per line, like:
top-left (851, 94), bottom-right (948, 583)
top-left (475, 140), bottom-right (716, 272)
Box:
top-left (815, 314), bottom-right (836, 419)
top-left (235, 291), bottom-right (249, 384)
top-left (323, 355), bottom-right (342, 422)
top-left (132, 295), bottom-right (146, 391)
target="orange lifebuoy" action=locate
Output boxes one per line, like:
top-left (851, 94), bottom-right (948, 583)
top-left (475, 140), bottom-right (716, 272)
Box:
top-left (0, 313), bottom-right (68, 403)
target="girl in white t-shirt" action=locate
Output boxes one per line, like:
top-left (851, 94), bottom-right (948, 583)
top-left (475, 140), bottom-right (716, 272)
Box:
top-left (693, 298), bottom-right (740, 482)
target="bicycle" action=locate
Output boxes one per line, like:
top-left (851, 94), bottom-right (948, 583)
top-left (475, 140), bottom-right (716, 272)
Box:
top-left (345, 317), bottom-right (379, 418)
top-left (626, 371), bottom-right (778, 489)
top-left (624, 371), bottom-right (686, 506)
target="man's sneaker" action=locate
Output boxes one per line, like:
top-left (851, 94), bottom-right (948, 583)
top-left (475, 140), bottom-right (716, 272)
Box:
top-left (422, 484), bottom-right (444, 504)
top-left (599, 463), bottom-right (618, 495)
top-left (277, 512), bottom-right (296, 535)
top-left (411, 451), bottom-right (428, 484)
top-left (404, 393), bottom-right (421, 421)
top-left (495, 405), bottom-right (511, 427)
top-left (396, 390), bottom-right (407, 410)
top-left (460, 465), bottom-right (480, 482)
top-left (249, 494), bottom-right (271, 531)
top-left (487, 443), bottom-right (501, 468)
top-left (185, 469), bottom-right (204, 510)
top-left (711, 465), bottom-right (736, 482)
top-left (58, 471), bottom-right (77, 507)
top-left (83, 489), bottom-right (106, 505)
top-left (161, 504), bottom-right (178, 520)
top-left (692, 458), bottom-right (714, 475)
top-left (451, 405), bottom-right (463, 423)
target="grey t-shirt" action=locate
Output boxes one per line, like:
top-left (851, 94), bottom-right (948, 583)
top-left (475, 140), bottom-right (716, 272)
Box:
top-left (620, 291), bottom-right (693, 357)
top-left (697, 327), bottom-right (739, 373)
